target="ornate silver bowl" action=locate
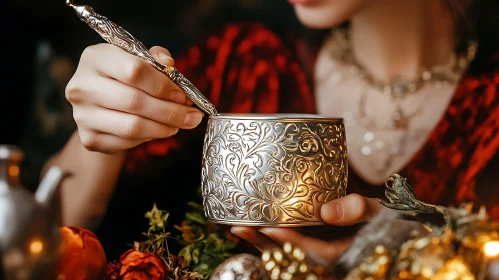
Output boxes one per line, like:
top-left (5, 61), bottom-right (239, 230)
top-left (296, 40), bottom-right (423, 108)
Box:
top-left (201, 114), bottom-right (348, 226)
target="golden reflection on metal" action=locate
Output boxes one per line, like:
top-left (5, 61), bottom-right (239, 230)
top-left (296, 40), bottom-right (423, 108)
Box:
top-left (344, 245), bottom-right (393, 280)
top-left (8, 165), bottom-right (19, 177)
top-left (421, 266), bottom-right (436, 278)
top-left (202, 115), bottom-right (347, 226)
top-left (398, 271), bottom-right (409, 279)
top-left (262, 242), bottom-right (324, 280)
top-left (29, 240), bottom-right (43, 255)
top-left (432, 257), bottom-right (474, 280)
top-left (484, 241), bottom-right (499, 258)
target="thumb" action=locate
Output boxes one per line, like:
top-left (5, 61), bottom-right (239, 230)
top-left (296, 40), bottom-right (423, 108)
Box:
top-left (320, 194), bottom-right (382, 226)
top-left (149, 46), bottom-right (175, 66)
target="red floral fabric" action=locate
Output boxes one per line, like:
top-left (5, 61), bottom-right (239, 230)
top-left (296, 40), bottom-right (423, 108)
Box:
top-left (124, 23), bottom-right (499, 218)
top-left (126, 24), bottom-right (315, 170)
top-left (401, 71), bottom-right (499, 218)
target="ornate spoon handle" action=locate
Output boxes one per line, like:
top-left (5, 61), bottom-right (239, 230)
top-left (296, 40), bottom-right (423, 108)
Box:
top-left (66, 0), bottom-right (218, 116)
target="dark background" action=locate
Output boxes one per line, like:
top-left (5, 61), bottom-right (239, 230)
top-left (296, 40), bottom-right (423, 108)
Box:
top-left (2, 0), bottom-right (307, 189)
top-left (5, 0), bottom-right (499, 189)
top-left (2, 0), bottom-right (499, 264)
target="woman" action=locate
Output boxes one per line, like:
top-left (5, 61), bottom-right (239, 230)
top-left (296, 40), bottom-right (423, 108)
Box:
top-left (48, 0), bottom-right (499, 263)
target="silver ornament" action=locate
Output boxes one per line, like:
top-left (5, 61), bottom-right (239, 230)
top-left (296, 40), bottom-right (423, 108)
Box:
top-left (210, 254), bottom-right (268, 280)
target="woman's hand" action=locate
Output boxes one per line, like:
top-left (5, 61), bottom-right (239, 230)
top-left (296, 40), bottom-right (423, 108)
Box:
top-left (230, 194), bottom-right (384, 266)
top-left (65, 44), bottom-right (203, 153)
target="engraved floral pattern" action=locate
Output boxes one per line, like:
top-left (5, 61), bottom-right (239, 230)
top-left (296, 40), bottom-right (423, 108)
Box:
top-left (201, 118), bottom-right (348, 225)
top-left (80, 7), bottom-right (157, 66)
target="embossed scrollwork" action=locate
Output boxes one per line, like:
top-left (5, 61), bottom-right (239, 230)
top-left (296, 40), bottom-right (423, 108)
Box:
top-left (201, 117), bottom-right (348, 226)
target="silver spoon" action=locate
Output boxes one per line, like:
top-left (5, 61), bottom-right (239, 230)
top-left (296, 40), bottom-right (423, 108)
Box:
top-left (66, 0), bottom-right (219, 116)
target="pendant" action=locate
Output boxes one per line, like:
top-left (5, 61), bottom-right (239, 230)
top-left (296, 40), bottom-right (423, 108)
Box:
top-left (391, 106), bottom-right (408, 129)
top-left (391, 76), bottom-right (410, 98)
top-left (390, 134), bottom-right (408, 155)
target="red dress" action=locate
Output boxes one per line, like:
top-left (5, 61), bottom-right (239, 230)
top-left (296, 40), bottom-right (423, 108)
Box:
top-left (96, 23), bottom-right (499, 259)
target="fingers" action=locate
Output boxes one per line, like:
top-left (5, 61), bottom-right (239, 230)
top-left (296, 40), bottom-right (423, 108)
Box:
top-left (66, 44), bottom-right (201, 153)
top-left (230, 227), bottom-right (280, 252)
top-left (232, 226), bottom-right (353, 266)
top-left (232, 194), bottom-right (383, 266)
top-left (258, 228), bottom-right (353, 266)
top-left (320, 194), bottom-right (382, 226)
top-left (71, 75), bottom-right (203, 129)
top-left (80, 44), bottom-right (182, 102)
top-left (149, 46), bottom-right (174, 66)
top-left (73, 107), bottom-right (180, 140)
top-left (149, 46), bottom-right (193, 106)
top-left (77, 130), bottom-right (147, 153)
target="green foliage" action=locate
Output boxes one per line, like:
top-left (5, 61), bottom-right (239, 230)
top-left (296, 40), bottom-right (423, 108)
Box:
top-left (134, 203), bottom-right (173, 256)
top-left (133, 203), bottom-right (203, 280)
top-left (175, 202), bottom-right (239, 278)
top-left (131, 197), bottom-right (239, 279)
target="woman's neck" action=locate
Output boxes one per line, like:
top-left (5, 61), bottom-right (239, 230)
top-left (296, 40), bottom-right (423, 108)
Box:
top-left (350, 0), bottom-right (457, 82)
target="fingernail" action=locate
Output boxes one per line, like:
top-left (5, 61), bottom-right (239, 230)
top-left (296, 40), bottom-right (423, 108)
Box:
top-left (322, 202), bottom-right (344, 221)
top-left (158, 51), bottom-right (172, 62)
top-left (184, 112), bottom-right (203, 127)
top-left (230, 227), bottom-right (248, 239)
top-left (259, 228), bottom-right (283, 244)
top-left (258, 228), bottom-right (275, 238)
top-left (170, 90), bottom-right (185, 103)
top-left (258, 229), bottom-right (272, 237)
top-left (259, 229), bottom-right (269, 235)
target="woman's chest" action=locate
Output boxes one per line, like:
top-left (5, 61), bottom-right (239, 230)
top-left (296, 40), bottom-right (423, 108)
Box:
top-left (313, 49), bottom-right (457, 186)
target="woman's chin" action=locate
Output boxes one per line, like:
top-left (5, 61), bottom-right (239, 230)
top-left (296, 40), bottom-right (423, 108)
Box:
top-left (293, 6), bottom-right (348, 29)
top-left (292, 0), bottom-right (368, 29)
top-left (297, 18), bottom-right (340, 29)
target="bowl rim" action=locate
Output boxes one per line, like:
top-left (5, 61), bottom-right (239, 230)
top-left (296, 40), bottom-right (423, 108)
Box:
top-left (208, 113), bottom-right (344, 122)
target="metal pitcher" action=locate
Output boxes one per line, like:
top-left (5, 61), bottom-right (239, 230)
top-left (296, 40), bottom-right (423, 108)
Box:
top-left (0, 145), bottom-right (67, 280)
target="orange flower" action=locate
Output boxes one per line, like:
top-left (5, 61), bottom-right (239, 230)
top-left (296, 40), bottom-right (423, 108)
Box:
top-left (56, 226), bottom-right (108, 280)
top-left (119, 249), bottom-right (167, 280)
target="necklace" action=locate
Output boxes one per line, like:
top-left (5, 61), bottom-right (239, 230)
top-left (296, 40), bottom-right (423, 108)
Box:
top-left (325, 28), bottom-right (478, 177)
top-left (328, 28), bottom-right (477, 130)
